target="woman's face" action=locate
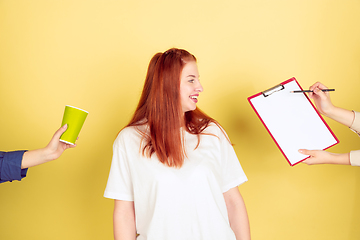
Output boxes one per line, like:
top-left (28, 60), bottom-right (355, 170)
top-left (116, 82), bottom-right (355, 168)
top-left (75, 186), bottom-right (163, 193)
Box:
top-left (180, 61), bottom-right (203, 113)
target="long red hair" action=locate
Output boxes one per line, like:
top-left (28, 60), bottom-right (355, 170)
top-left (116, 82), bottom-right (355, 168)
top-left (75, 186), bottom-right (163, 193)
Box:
top-left (125, 48), bottom-right (221, 168)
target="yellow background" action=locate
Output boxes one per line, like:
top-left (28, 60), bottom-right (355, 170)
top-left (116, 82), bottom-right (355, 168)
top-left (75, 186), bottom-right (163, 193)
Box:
top-left (1, 0), bottom-right (359, 239)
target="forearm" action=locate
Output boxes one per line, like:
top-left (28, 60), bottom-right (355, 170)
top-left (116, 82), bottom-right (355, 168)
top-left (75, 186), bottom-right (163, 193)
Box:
top-left (324, 106), bottom-right (354, 128)
top-left (325, 152), bottom-right (350, 165)
top-left (224, 188), bottom-right (251, 240)
top-left (229, 197), bottom-right (250, 240)
top-left (113, 200), bottom-right (136, 240)
top-left (21, 148), bottom-right (53, 169)
top-left (114, 215), bottom-right (136, 240)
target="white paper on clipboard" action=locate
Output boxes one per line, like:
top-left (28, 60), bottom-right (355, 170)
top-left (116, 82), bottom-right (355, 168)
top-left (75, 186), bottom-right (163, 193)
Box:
top-left (248, 77), bottom-right (339, 166)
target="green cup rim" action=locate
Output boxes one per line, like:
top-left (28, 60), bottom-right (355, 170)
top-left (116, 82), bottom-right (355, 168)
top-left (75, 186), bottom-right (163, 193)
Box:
top-left (59, 139), bottom-right (76, 145)
top-left (65, 105), bottom-right (89, 114)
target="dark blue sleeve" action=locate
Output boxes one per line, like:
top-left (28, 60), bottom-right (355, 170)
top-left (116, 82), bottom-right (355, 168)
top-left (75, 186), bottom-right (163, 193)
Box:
top-left (0, 151), bottom-right (28, 183)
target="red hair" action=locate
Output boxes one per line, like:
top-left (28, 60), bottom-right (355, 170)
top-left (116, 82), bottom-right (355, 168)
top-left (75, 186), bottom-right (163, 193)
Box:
top-left (125, 48), bottom-right (221, 168)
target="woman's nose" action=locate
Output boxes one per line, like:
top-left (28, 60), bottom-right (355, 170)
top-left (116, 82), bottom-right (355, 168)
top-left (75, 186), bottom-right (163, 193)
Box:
top-left (196, 82), bottom-right (203, 92)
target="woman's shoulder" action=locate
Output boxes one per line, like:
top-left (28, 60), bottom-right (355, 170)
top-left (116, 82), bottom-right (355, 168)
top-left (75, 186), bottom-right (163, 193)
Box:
top-left (120, 124), bottom-right (148, 137)
top-left (115, 125), bottom-right (147, 145)
top-left (203, 121), bottom-right (225, 133)
top-left (200, 122), bottom-right (229, 141)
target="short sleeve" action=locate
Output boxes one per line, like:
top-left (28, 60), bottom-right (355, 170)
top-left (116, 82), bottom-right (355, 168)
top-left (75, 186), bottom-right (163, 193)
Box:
top-left (350, 111), bottom-right (360, 136)
top-left (219, 131), bottom-right (248, 193)
top-left (0, 150), bottom-right (28, 183)
top-left (104, 137), bottom-right (134, 201)
top-left (350, 150), bottom-right (360, 166)
top-left (349, 111), bottom-right (360, 166)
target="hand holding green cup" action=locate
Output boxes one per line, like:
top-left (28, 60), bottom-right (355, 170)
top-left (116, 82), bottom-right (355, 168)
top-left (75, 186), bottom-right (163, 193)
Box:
top-left (60, 105), bottom-right (88, 145)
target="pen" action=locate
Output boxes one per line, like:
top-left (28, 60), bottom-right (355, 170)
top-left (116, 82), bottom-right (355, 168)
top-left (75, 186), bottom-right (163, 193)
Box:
top-left (290, 89), bottom-right (335, 93)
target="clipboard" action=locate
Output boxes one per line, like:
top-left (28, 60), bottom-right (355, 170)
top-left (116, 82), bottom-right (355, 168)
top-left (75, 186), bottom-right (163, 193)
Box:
top-left (248, 77), bottom-right (339, 166)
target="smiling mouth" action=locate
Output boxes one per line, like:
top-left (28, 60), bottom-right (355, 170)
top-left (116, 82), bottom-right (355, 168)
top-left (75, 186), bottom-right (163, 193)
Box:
top-left (190, 95), bottom-right (198, 103)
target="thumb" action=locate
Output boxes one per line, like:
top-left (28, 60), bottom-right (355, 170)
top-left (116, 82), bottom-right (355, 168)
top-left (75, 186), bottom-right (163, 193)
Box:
top-left (53, 124), bottom-right (68, 140)
top-left (299, 149), bottom-right (313, 155)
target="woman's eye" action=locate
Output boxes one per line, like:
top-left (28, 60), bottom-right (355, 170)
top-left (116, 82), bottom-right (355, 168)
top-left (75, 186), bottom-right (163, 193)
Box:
top-left (188, 79), bottom-right (194, 83)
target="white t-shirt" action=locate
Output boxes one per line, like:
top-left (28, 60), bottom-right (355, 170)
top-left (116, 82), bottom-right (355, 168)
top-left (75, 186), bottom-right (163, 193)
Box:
top-left (104, 123), bottom-right (248, 240)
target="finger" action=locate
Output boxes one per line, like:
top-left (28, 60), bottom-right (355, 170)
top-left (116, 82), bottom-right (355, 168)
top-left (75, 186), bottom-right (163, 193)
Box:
top-left (309, 82), bottom-right (321, 98)
top-left (301, 158), bottom-right (313, 165)
top-left (60, 142), bottom-right (76, 150)
top-left (301, 158), bottom-right (310, 163)
top-left (310, 82), bottom-right (328, 91)
top-left (68, 143), bottom-right (76, 148)
top-left (309, 82), bottom-right (321, 91)
top-left (308, 91), bottom-right (314, 99)
top-left (53, 124), bottom-right (68, 140)
top-left (316, 82), bottom-right (328, 90)
top-left (313, 87), bottom-right (329, 100)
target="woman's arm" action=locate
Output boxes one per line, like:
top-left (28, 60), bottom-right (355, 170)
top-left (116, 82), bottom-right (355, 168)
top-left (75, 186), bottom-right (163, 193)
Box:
top-left (113, 200), bottom-right (137, 240)
top-left (299, 149), bottom-right (350, 165)
top-left (21, 124), bottom-right (75, 169)
top-left (223, 187), bottom-right (251, 240)
top-left (308, 82), bottom-right (354, 127)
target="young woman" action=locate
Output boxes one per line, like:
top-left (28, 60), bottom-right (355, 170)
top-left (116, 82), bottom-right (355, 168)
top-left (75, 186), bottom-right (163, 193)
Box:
top-left (104, 48), bottom-right (250, 240)
top-left (299, 82), bottom-right (360, 165)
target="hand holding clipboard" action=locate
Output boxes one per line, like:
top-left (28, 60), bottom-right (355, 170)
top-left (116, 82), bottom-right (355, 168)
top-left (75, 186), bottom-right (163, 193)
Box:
top-left (248, 78), bottom-right (339, 166)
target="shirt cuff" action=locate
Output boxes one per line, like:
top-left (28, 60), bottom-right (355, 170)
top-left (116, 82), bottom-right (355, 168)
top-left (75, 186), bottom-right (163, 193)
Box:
top-left (1, 151), bottom-right (28, 182)
top-left (350, 150), bottom-right (360, 166)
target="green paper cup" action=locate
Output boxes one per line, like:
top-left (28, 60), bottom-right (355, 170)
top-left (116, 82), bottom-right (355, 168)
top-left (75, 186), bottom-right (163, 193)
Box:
top-left (60, 105), bottom-right (88, 145)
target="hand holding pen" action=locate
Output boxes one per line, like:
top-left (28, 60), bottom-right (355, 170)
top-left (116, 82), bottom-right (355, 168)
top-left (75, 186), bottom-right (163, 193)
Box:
top-left (302, 82), bottom-right (354, 127)
top-left (305, 82), bottom-right (335, 116)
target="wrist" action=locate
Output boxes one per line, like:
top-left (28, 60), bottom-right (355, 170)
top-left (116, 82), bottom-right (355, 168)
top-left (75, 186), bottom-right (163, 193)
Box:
top-left (322, 105), bottom-right (338, 118)
top-left (42, 146), bottom-right (57, 162)
top-left (324, 107), bottom-right (354, 128)
top-left (329, 153), bottom-right (350, 165)
top-left (37, 147), bottom-right (53, 163)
